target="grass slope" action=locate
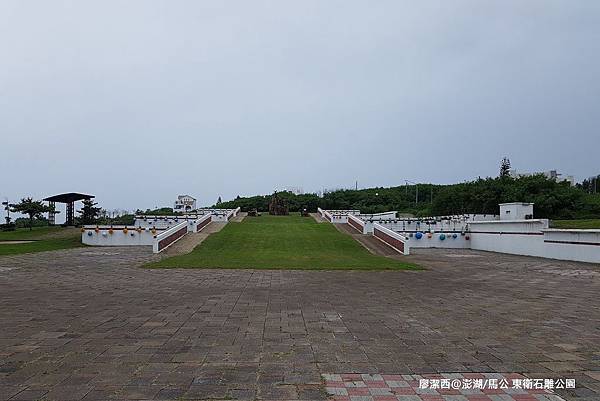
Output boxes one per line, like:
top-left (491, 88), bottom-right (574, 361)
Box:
top-left (551, 219), bottom-right (600, 229)
top-left (147, 214), bottom-right (418, 270)
top-left (0, 227), bottom-right (82, 256)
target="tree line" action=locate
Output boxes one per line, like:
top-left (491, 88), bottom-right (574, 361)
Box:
top-left (215, 175), bottom-right (600, 219)
top-left (4, 173), bottom-right (599, 231)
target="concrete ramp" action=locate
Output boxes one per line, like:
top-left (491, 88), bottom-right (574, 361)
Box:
top-left (335, 222), bottom-right (401, 258)
top-left (161, 222), bottom-right (227, 257)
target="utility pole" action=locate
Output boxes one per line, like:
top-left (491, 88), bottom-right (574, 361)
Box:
top-left (405, 180), bottom-right (418, 207)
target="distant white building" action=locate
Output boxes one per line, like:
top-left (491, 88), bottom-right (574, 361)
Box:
top-left (284, 186), bottom-right (304, 195)
top-left (173, 195), bottom-right (197, 213)
top-left (509, 169), bottom-right (575, 186)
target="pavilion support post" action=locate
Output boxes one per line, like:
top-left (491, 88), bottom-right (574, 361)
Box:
top-left (48, 201), bottom-right (56, 225)
top-left (66, 202), bottom-right (74, 226)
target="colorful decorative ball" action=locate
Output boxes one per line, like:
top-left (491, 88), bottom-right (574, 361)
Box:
top-left (427, 233), bottom-right (433, 239)
top-left (439, 234), bottom-right (446, 240)
top-left (465, 235), bottom-right (470, 240)
top-left (87, 231), bottom-right (93, 236)
top-left (452, 233), bottom-right (458, 239)
top-left (415, 232), bottom-right (423, 239)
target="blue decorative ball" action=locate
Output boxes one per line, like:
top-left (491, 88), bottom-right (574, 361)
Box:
top-left (415, 232), bottom-right (423, 239)
top-left (452, 233), bottom-right (458, 239)
top-left (439, 234), bottom-right (446, 240)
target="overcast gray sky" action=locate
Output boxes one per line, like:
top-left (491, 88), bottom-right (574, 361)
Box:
top-left (1, 0), bottom-right (599, 220)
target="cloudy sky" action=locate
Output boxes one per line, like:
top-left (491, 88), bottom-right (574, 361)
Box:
top-left (1, 0), bottom-right (599, 219)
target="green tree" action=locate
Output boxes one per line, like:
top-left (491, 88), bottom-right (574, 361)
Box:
top-left (78, 199), bottom-right (102, 225)
top-left (10, 197), bottom-right (50, 230)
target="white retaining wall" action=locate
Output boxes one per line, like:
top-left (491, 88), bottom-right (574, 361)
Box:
top-left (405, 232), bottom-right (470, 249)
top-left (541, 230), bottom-right (600, 264)
top-left (324, 208), bottom-right (600, 263)
top-left (211, 207), bottom-right (240, 222)
top-left (134, 216), bottom-right (198, 229)
top-left (318, 209), bottom-right (360, 224)
top-left (193, 214), bottom-right (212, 233)
top-left (358, 211), bottom-right (398, 220)
top-left (347, 214), bottom-right (366, 234)
top-left (135, 208), bottom-right (240, 227)
top-left (82, 226), bottom-right (157, 247)
top-left (152, 221), bottom-right (189, 253)
top-left (468, 220), bottom-right (549, 258)
top-left (373, 223), bottom-right (409, 255)
top-left (83, 208), bottom-right (238, 254)
top-left (318, 208), bottom-right (333, 222)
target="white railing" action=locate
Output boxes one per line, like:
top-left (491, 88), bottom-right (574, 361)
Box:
top-left (347, 214), bottom-right (366, 233)
top-left (153, 221), bottom-right (189, 253)
top-left (373, 223), bottom-right (409, 255)
top-left (194, 214), bottom-right (212, 232)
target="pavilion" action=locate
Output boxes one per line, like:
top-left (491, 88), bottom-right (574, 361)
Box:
top-left (43, 193), bottom-right (94, 226)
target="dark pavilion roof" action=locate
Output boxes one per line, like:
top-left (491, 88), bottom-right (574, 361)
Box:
top-left (43, 193), bottom-right (95, 203)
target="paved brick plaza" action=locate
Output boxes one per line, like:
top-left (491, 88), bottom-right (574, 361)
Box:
top-left (0, 248), bottom-right (599, 400)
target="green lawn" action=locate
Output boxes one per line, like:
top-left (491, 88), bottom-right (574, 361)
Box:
top-left (551, 219), bottom-right (600, 229)
top-left (0, 227), bottom-right (83, 256)
top-left (147, 214), bottom-right (418, 270)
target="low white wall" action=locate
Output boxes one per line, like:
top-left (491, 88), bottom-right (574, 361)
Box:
top-left (373, 223), bottom-right (409, 255)
top-left (193, 214), bottom-right (212, 233)
top-left (153, 221), bottom-right (189, 253)
top-left (359, 211), bottom-right (397, 220)
top-left (84, 208), bottom-right (240, 253)
top-left (405, 232), bottom-right (470, 249)
top-left (542, 229), bottom-right (600, 264)
top-left (327, 209), bottom-right (361, 215)
top-left (318, 208), bottom-right (333, 222)
top-left (468, 220), bottom-right (548, 258)
top-left (318, 209), bottom-right (360, 224)
top-left (347, 214), bottom-right (366, 234)
top-left (330, 214), bottom-right (349, 224)
top-left (135, 208), bottom-right (240, 226)
top-left (211, 207), bottom-right (240, 222)
top-left (322, 208), bottom-right (600, 263)
top-left (82, 226), bottom-right (156, 247)
top-left (134, 216), bottom-right (197, 229)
